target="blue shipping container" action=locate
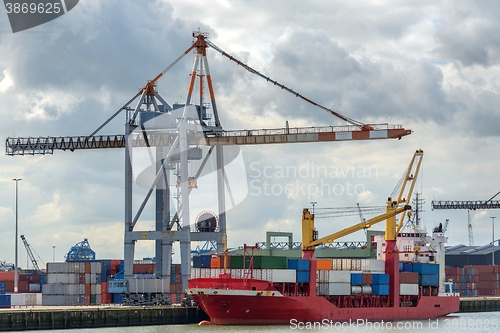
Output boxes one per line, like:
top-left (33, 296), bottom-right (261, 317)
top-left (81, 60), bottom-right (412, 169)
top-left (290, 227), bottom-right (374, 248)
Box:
top-left (0, 295), bottom-right (11, 308)
top-left (193, 256), bottom-right (202, 268)
top-left (112, 293), bottom-right (123, 304)
top-left (0, 282), bottom-right (5, 295)
top-left (296, 271), bottom-right (310, 283)
top-left (399, 262), bottom-right (403, 271)
top-left (419, 274), bottom-right (439, 287)
top-left (200, 255), bottom-right (211, 268)
top-left (297, 260), bottom-right (310, 271)
top-left (288, 259), bottom-right (310, 271)
top-left (372, 284), bottom-right (389, 295)
top-left (372, 274), bottom-right (389, 285)
top-left (403, 263), bottom-right (413, 272)
top-left (412, 263), bottom-right (439, 275)
top-left (351, 273), bottom-right (363, 285)
top-left (40, 274), bottom-right (47, 285)
top-left (171, 274), bottom-right (176, 284)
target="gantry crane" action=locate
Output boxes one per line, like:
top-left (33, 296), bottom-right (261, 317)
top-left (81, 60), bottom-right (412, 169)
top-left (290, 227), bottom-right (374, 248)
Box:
top-left (5, 31), bottom-right (413, 293)
top-left (302, 149), bottom-right (423, 306)
top-left (431, 191), bottom-right (500, 246)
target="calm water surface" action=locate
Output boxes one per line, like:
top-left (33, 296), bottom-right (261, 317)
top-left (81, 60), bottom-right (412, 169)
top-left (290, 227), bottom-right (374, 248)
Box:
top-left (33, 312), bottom-right (500, 333)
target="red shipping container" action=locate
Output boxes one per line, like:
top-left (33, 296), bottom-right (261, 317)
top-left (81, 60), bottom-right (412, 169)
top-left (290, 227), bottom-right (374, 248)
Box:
top-left (477, 280), bottom-right (500, 289)
top-left (85, 262), bottom-right (91, 273)
top-left (400, 272), bottom-right (419, 284)
top-left (85, 284), bottom-right (91, 296)
top-left (133, 263), bottom-right (155, 274)
top-left (479, 272), bottom-right (499, 281)
top-left (101, 282), bottom-right (108, 293)
top-left (18, 281), bottom-right (29, 293)
top-left (0, 272), bottom-right (14, 282)
top-left (362, 274), bottom-right (372, 285)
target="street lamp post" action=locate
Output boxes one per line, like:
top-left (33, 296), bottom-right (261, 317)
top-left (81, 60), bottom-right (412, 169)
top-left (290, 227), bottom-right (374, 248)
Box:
top-left (492, 216), bottom-right (497, 266)
top-left (12, 178), bottom-right (21, 294)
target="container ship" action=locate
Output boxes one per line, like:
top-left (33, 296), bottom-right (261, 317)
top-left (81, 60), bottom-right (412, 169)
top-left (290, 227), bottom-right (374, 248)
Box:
top-left (187, 150), bottom-right (460, 324)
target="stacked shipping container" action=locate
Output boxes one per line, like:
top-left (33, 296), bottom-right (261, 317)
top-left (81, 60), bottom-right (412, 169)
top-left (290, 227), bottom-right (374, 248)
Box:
top-left (42, 262), bottom-right (103, 306)
top-left (445, 265), bottom-right (500, 297)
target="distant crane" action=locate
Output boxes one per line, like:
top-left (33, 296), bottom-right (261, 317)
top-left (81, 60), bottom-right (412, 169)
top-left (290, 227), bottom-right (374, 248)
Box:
top-left (431, 191), bottom-right (500, 246)
top-left (20, 235), bottom-right (43, 271)
top-left (65, 239), bottom-right (96, 261)
top-left (468, 210), bottom-right (474, 246)
top-left (356, 203), bottom-right (366, 222)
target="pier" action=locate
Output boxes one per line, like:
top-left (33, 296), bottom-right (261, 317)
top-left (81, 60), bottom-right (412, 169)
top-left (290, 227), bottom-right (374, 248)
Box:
top-left (0, 306), bottom-right (208, 331)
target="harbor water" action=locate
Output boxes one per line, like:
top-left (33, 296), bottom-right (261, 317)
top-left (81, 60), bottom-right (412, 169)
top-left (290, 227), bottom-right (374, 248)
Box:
top-left (27, 311), bottom-right (500, 333)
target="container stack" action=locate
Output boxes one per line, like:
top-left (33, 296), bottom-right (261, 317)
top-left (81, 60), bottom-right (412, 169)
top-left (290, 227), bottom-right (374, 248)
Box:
top-left (399, 271), bottom-right (419, 295)
top-left (42, 262), bottom-right (103, 306)
top-left (288, 259), bottom-right (310, 283)
top-left (371, 274), bottom-right (390, 295)
top-left (445, 265), bottom-right (500, 297)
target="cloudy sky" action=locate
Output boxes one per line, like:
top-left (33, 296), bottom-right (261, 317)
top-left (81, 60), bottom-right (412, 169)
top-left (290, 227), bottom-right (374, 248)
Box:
top-left (1, 0), bottom-right (499, 267)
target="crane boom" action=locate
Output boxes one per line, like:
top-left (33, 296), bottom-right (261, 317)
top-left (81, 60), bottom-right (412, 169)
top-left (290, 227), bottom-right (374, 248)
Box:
top-left (20, 235), bottom-right (40, 271)
top-left (302, 149), bottom-right (423, 250)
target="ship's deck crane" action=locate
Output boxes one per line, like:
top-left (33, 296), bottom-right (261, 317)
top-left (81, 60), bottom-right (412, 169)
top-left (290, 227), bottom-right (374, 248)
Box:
top-left (5, 32), bottom-right (413, 293)
top-left (20, 235), bottom-right (43, 271)
top-left (302, 149), bottom-right (423, 306)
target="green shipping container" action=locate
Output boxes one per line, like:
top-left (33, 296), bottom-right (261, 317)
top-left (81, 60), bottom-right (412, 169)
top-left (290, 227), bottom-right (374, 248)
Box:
top-left (261, 256), bottom-right (287, 269)
top-left (230, 256), bottom-right (244, 269)
top-left (90, 294), bottom-right (96, 305)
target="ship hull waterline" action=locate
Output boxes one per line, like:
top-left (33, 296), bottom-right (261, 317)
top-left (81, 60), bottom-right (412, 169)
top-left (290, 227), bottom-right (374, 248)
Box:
top-left (188, 291), bottom-right (460, 325)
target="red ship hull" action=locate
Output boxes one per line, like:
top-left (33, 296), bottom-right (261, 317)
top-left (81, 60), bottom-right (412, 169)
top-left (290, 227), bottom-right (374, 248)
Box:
top-left (188, 288), bottom-right (459, 325)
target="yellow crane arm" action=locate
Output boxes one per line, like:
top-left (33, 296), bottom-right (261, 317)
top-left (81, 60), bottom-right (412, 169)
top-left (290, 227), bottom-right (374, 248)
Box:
top-left (302, 204), bottom-right (411, 250)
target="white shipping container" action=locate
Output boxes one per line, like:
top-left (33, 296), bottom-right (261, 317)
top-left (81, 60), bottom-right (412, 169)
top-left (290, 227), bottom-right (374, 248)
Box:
top-left (68, 273), bottom-right (79, 284)
top-left (317, 282), bottom-right (329, 296)
top-left (210, 269), bottom-right (221, 278)
top-left (91, 284), bottom-right (101, 295)
top-left (270, 269), bottom-right (296, 283)
top-left (341, 259), bottom-right (352, 271)
top-left (316, 270), bottom-right (329, 283)
top-left (42, 283), bottom-right (65, 295)
top-left (351, 259), bottom-right (362, 271)
top-left (230, 269), bottom-right (242, 278)
top-left (332, 259), bottom-right (342, 270)
top-left (351, 286), bottom-right (372, 294)
top-left (96, 294), bottom-right (102, 305)
top-left (29, 284), bottom-right (41, 292)
top-left (66, 284), bottom-right (81, 295)
top-left (251, 269), bottom-right (262, 280)
top-left (11, 293), bottom-right (37, 306)
top-left (128, 278), bottom-right (170, 293)
top-left (42, 295), bottom-right (68, 306)
top-left (361, 259), bottom-right (385, 273)
top-left (328, 270), bottom-right (351, 283)
top-left (47, 262), bottom-right (68, 274)
top-left (47, 273), bottom-right (69, 284)
top-left (400, 283), bottom-right (419, 296)
top-left (328, 283), bottom-right (351, 295)
top-left (260, 269), bottom-right (271, 281)
top-left (67, 262), bottom-right (79, 273)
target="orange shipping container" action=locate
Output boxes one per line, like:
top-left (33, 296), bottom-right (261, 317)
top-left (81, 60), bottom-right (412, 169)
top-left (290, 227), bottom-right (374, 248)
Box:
top-left (316, 259), bottom-right (333, 271)
top-left (210, 255), bottom-right (221, 268)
